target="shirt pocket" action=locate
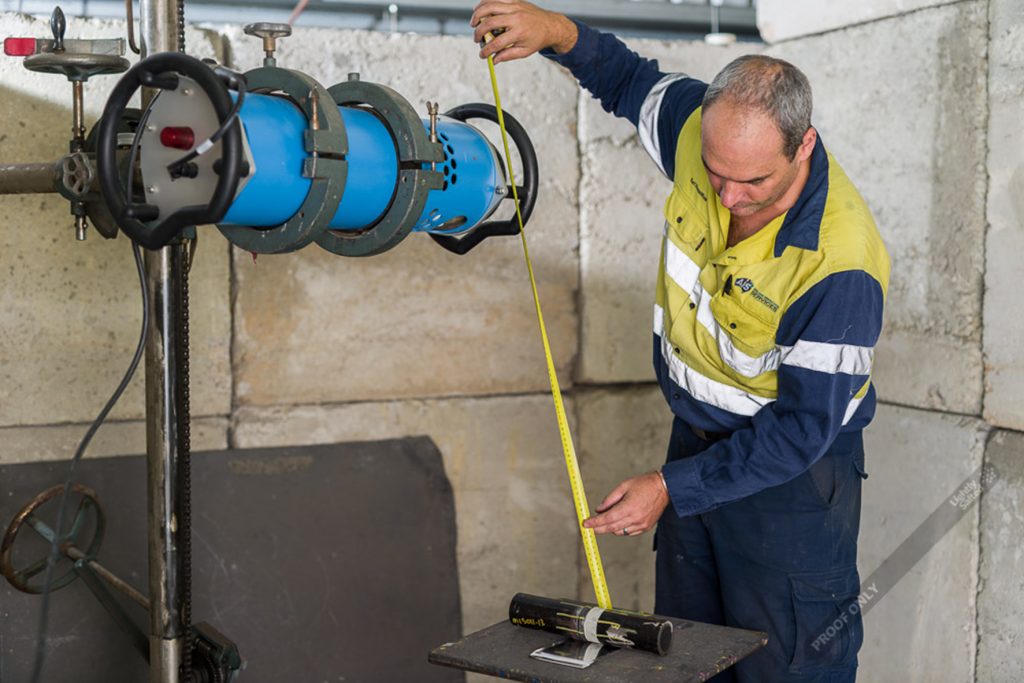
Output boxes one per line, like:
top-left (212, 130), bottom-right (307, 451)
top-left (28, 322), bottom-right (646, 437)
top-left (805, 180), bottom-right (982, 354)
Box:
top-left (664, 188), bottom-right (710, 255)
top-left (708, 292), bottom-right (780, 370)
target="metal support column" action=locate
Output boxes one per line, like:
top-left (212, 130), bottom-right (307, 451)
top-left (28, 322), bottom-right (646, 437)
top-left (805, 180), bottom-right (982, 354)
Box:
top-left (143, 247), bottom-right (188, 683)
top-left (137, 0), bottom-right (187, 679)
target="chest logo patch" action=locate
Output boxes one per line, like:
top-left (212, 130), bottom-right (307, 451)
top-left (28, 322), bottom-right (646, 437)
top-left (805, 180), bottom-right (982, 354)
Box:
top-left (734, 277), bottom-right (780, 313)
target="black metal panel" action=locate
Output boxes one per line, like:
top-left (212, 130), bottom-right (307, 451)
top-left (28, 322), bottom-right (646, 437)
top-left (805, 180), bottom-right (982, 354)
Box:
top-left (430, 618), bottom-right (767, 682)
top-left (1, 437), bottom-right (463, 682)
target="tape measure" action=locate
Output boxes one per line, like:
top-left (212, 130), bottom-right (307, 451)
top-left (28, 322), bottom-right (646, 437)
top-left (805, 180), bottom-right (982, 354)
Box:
top-left (483, 48), bottom-right (613, 610)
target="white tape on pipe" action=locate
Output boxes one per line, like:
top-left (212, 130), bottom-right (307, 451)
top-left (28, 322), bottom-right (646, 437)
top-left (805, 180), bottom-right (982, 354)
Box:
top-left (582, 606), bottom-right (605, 644)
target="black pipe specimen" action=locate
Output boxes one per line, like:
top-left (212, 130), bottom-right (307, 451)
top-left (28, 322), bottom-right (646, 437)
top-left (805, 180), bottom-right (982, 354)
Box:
top-left (508, 593), bottom-right (673, 656)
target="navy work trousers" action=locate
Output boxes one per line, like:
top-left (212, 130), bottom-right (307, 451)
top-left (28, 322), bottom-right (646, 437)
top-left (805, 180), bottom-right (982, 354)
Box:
top-left (654, 418), bottom-right (868, 682)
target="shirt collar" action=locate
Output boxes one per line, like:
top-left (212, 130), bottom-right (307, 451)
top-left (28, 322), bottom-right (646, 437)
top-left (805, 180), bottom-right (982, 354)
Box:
top-left (773, 132), bottom-right (829, 258)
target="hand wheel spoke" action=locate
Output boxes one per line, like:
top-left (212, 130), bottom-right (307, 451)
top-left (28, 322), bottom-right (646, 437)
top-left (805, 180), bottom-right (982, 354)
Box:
top-left (68, 496), bottom-right (93, 542)
top-left (18, 556), bottom-right (50, 582)
top-left (25, 513), bottom-right (57, 544)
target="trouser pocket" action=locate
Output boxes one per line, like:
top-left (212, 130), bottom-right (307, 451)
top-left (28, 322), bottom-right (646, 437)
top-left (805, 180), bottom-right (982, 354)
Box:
top-left (787, 566), bottom-right (863, 674)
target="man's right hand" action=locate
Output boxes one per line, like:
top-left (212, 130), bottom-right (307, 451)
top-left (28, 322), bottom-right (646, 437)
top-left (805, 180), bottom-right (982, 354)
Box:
top-left (470, 1), bottom-right (579, 64)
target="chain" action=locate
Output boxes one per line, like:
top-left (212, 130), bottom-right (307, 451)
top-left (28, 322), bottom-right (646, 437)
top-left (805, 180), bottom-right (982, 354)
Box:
top-left (175, 3), bottom-right (189, 674)
top-left (176, 0), bottom-right (185, 52)
top-left (177, 240), bottom-right (194, 682)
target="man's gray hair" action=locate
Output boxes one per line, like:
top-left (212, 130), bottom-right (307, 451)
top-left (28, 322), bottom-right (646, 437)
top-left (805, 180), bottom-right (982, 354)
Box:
top-left (702, 55), bottom-right (813, 159)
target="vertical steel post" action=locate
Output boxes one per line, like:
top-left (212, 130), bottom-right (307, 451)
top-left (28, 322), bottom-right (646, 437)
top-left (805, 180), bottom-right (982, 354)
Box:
top-left (137, 0), bottom-right (186, 679)
top-left (144, 247), bottom-right (187, 683)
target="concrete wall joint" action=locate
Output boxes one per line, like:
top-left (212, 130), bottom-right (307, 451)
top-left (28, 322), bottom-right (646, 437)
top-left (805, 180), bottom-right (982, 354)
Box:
top-left (978, 0), bottom-right (993, 435)
top-left (765, 0), bottom-right (978, 45)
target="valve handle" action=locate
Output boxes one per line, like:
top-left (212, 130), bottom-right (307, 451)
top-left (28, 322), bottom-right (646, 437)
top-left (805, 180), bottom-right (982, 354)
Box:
top-left (243, 22), bottom-right (292, 40)
top-left (96, 51), bottom-right (243, 250)
top-left (431, 103), bottom-right (539, 256)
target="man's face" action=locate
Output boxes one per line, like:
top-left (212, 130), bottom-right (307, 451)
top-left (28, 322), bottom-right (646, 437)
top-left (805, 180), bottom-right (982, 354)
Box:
top-left (700, 99), bottom-right (808, 218)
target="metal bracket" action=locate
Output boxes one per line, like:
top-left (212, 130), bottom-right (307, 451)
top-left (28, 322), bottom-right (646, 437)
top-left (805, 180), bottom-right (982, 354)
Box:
top-left (316, 79), bottom-right (444, 257)
top-left (216, 67), bottom-right (348, 255)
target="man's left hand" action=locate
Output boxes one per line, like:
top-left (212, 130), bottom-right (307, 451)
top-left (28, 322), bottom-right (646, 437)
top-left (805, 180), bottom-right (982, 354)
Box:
top-left (583, 472), bottom-right (670, 536)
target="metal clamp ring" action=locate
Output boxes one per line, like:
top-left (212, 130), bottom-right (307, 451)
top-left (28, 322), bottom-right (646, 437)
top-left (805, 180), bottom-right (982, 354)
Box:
top-left (315, 79), bottom-right (444, 257)
top-left (217, 66), bottom-right (348, 254)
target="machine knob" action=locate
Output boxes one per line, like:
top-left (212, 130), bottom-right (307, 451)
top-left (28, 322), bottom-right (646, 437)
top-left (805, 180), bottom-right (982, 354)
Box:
top-left (23, 6), bottom-right (129, 81)
top-left (244, 22), bottom-right (292, 67)
top-left (50, 6), bottom-right (66, 52)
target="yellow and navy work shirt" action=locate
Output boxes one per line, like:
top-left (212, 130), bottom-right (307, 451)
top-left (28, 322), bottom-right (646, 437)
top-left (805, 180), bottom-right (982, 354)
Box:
top-left (546, 23), bottom-right (890, 517)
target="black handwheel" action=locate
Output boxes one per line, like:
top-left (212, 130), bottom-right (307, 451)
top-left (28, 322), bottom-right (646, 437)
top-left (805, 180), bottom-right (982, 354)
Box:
top-left (431, 103), bottom-right (539, 255)
top-left (96, 52), bottom-right (243, 250)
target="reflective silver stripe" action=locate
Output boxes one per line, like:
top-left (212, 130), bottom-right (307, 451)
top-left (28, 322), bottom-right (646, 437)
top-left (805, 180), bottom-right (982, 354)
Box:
top-left (664, 239), bottom-right (781, 378)
top-left (638, 74), bottom-right (689, 178)
top-left (654, 304), bottom-right (775, 416)
top-left (656, 302), bottom-right (870, 426)
top-left (779, 340), bottom-right (874, 376)
top-left (842, 394), bottom-right (864, 425)
top-left (656, 303), bottom-right (868, 425)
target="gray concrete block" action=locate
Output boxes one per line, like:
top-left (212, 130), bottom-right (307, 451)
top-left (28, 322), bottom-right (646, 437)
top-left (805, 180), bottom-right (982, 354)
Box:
top-left (0, 14), bottom-right (231, 427)
top-left (977, 429), bottom-right (1024, 683)
top-left (872, 329), bottom-right (984, 413)
top-left (575, 386), bottom-right (673, 612)
top-left (225, 27), bottom-right (580, 407)
top-left (576, 38), bottom-right (753, 384)
top-left (233, 394), bottom-right (580, 634)
top-left (858, 404), bottom-right (987, 682)
top-left (757, 0), bottom-right (963, 43)
top-left (769, 1), bottom-right (989, 415)
top-left (0, 417), bottom-right (228, 465)
top-left (983, 0), bottom-right (1024, 431)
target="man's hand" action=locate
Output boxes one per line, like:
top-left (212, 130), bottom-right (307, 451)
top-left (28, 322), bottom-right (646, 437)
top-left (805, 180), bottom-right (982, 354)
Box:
top-left (583, 472), bottom-right (670, 536)
top-left (470, 0), bottom-right (579, 64)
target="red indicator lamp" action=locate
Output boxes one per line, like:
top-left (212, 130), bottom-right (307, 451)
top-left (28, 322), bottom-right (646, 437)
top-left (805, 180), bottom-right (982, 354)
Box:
top-left (160, 126), bottom-right (195, 150)
top-left (4, 37), bottom-right (38, 56)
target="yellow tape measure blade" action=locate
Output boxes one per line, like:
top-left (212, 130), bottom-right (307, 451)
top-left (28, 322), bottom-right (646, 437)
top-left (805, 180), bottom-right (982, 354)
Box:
top-left (484, 55), bottom-right (612, 610)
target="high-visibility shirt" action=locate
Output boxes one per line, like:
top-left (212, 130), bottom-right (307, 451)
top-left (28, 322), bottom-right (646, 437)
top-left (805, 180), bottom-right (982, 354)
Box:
top-left (546, 23), bottom-right (890, 517)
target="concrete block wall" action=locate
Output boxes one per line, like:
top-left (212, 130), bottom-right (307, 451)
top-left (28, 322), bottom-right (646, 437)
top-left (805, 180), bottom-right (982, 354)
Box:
top-left (758, 0), bottom-right (1022, 681)
top-left (769, 1), bottom-right (990, 416)
top-left (2, 2), bottom-right (1022, 681)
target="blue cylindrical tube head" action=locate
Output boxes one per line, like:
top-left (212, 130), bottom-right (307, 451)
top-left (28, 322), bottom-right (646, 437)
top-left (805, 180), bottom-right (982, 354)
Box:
top-left (411, 117), bottom-right (505, 235)
top-left (220, 93), bottom-right (505, 236)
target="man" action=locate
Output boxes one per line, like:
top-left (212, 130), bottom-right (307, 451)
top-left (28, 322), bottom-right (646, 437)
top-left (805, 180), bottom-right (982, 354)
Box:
top-left (471, 2), bottom-right (890, 681)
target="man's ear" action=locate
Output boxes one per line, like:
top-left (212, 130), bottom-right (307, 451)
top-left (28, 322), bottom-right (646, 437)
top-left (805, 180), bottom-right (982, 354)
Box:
top-left (796, 127), bottom-right (817, 163)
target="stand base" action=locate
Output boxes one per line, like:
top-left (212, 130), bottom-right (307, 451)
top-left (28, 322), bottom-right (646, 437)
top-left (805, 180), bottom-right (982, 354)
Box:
top-left (430, 618), bottom-right (767, 682)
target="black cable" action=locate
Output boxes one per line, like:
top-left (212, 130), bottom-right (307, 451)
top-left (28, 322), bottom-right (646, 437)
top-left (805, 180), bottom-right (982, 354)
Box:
top-left (127, 100), bottom-right (157, 207)
top-left (167, 75), bottom-right (246, 176)
top-left (29, 105), bottom-right (155, 683)
top-left (28, 239), bottom-right (150, 683)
